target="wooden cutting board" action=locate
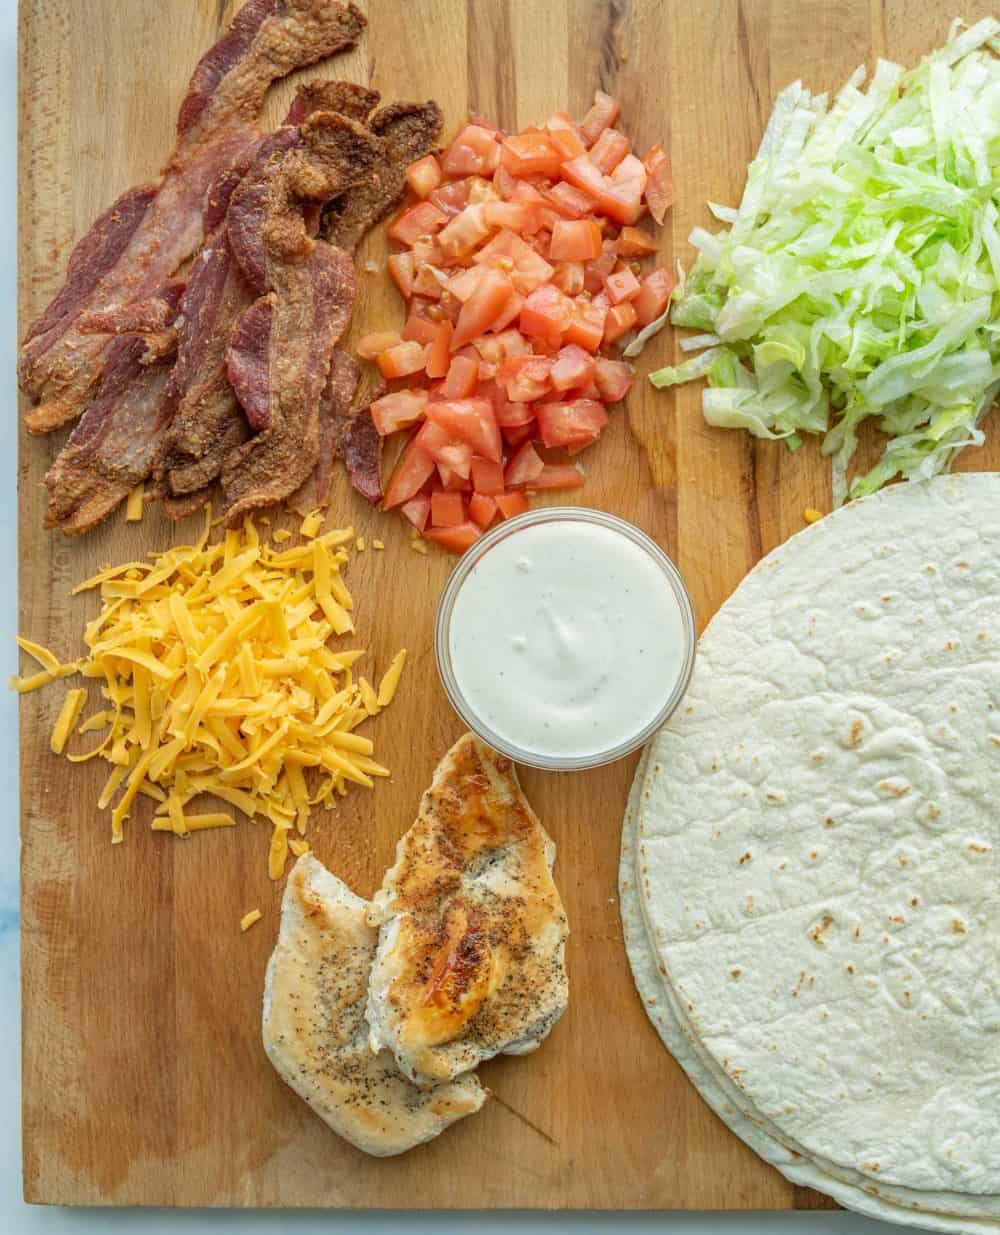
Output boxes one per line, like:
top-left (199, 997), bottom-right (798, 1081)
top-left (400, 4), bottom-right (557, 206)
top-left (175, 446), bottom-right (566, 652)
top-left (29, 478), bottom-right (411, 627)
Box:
top-left (18, 0), bottom-right (1000, 1210)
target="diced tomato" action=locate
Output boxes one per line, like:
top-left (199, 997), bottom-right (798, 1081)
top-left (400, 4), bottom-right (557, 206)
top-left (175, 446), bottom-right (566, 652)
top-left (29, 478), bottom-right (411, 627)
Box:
top-left (545, 113), bottom-right (588, 159)
top-left (424, 320), bottom-right (453, 378)
top-left (493, 397), bottom-right (534, 430)
top-left (563, 298), bottom-right (607, 353)
top-left (388, 252), bottom-right (415, 298)
top-left (490, 291), bottom-right (524, 333)
top-left (616, 225), bottom-right (658, 257)
top-left (430, 490), bottom-right (466, 527)
top-left (451, 268), bottom-right (517, 349)
top-left (406, 154), bottom-right (443, 199)
top-left (473, 328), bottom-right (531, 367)
top-left (410, 234), bottom-right (446, 266)
top-left (519, 284), bottom-right (571, 348)
top-left (603, 300), bottom-right (638, 343)
top-left (593, 357), bottom-right (635, 402)
top-left (415, 418), bottom-right (475, 478)
top-left (536, 399), bottom-right (608, 448)
top-left (496, 491), bottom-right (531, 519)
top-left (472, 229), bottom-right (554, 296)
top-left (411, 263), bottom-right (445, 299)
top-left (500, 423), bottom-right (535, 449)
top-left (589, 128), bottom-right (630, 174)
top-left (470, 457), bottom-right (505, 494)
top-left (504, 441), bottom-right (546, 487)
top-left (466, 175), bottom-right (501, 205)
top-left (509, 178), bottom-right (548, 204)
top-left (441, 124), bottom-right (502, 177)
top-left (388, 200), bottom-right (448, 246)
top-left (482, 200), bottom-right (544, 234)
top-left (437, 462), bottom-right (472, 491)
top-left (551, 260), bottom-right (585, 296)
top-left (426, 398), bottom-right (502, 463)
top-left (501, 131), bottom-right (563, 178)
top-left (357, 330), bottom-right (402, 359)
top-left (400, 495), bottom-right (431, 532)
top-left (549, 218), bottom-right (603, 262)
top-left (584, 243), bottom-right (617, 293)
top-left (440, 353), bottom-right (480, 398)
top-left (604, 266), bottom-right (641, 304)
top-left (528, 463), bottom-right (585, 490)
top-left (384, 436), bottom-right (436, 509)
top-left (580, 91), bottom-right (621, 144)
top-left (401, 314), bottom-right (438, 345)
top-left (634, 267), bottom-right (675, 326)
top-left (370, 389), bottom-right (429, 436)
top-left (376, 340), bottom-right (427, 379)
top-left (542, 181), bottom-right (597, 220)
top-left (492, 163), bottom-right (521, 200)
top-left (429, 178), bottom-right (471, 216)
top-left (468, 113), bottom-right (505, 139)
top-left (438, 204), bottom-right (493, 259)
top-left (424, 522), bottom-right (481, 554)
top-left (643, 145), bottom-right (674, 225)
top-left (606, 153), bottom-right (648, 224)
top-left (500, 353), bottom-right (553, 402)
top-left (443, 267), bottom-right (482, 302)
top-left (468, 492), bottom-right (498, 530)
top-left (550, 343), bottom-right (597, 391)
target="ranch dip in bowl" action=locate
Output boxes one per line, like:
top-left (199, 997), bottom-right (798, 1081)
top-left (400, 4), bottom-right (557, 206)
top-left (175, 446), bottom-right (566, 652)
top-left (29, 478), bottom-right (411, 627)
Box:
top-left (434, 507), bottom-right (696, 770)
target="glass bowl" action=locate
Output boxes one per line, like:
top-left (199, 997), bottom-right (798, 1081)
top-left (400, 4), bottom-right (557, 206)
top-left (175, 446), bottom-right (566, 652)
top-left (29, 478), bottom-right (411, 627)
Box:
top-left (434, 506), bottom-right (697, 770)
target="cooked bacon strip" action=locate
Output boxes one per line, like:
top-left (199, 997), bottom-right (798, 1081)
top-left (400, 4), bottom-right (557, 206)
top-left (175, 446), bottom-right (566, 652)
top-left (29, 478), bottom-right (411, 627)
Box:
top-left (44, 283), bottom-right (186, 535)
top-left (226, 296), bottom-right (274, 430)
top-left (20, 186), bottom-right (158, 353)
top-left (321, 101), bottom-right (443, 252)
top-left (78, 292), bottom-right (183, 337)
top-left (152, 153), bottom-right (257, 503)
top-left (19, 0), bottom-right (366, 434)
top-left (289, 349), bottom-right (361, 514)
top-left (343, 405), bottom-right (383, 504)
top-left (285, 80), bottom-right (380, 126)
top-left (222, 244), bottom-right (355, 522)
top-left (228, 110), bottom-right (380, 292)
top-left (220, 111), bottom-right (381, 522)
top-left (163, 91), bottom-right (372, 505)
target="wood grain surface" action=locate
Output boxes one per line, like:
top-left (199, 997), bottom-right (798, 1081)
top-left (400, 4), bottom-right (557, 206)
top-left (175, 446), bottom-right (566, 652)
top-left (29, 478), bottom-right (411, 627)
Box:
top-left (18, 0), bottom-right (1000, 1210)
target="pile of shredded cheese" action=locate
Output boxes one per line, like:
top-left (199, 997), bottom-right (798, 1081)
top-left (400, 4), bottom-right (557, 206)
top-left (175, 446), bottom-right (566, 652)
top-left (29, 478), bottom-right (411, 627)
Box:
top-left (12, 511), bottom-right (406, 880)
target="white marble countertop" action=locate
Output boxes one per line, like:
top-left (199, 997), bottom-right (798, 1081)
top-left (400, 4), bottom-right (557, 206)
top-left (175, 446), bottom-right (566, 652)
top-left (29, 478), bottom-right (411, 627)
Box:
top-left (4, 1), bottom-right (902, 1229)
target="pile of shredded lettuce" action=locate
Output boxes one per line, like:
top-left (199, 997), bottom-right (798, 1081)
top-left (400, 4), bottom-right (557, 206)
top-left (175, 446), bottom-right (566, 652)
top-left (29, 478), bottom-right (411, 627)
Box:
top-left (651, 17), bottom-right (1000, 500)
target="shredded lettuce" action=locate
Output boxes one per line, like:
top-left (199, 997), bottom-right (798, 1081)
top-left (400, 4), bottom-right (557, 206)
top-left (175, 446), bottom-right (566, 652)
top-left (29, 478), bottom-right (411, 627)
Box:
top-left (652, 17), bottom-right (1000, 498)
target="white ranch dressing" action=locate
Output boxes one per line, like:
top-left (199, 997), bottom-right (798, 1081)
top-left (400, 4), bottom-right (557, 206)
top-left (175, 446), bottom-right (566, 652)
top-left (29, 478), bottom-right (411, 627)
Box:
top-left (447, 520), bottom-right (690, 762)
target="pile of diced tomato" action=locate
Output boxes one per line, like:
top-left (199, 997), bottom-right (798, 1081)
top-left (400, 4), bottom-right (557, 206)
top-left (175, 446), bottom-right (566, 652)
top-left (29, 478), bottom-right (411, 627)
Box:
top-left (362, 91), bottom-right (675, 553)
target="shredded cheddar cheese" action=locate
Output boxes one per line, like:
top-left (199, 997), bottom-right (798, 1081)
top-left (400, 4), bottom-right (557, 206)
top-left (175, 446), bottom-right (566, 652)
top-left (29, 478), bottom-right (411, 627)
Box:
top-left (240, 908), bottom-right (262, 932)
top-left (377, 650), bottom-right (407, 707)
top-left (125, 483), bottom-right (145, 522)
top-left (803, 507), bottom-right (824, 524)
top-left (12, 513), bottom-right (406, 876)
top-left (299, 509), bottom-right (324, 538)
top-left (51, 688), bottom-right (87, 754)
top-left (372, 539), bottom-right (385, 551)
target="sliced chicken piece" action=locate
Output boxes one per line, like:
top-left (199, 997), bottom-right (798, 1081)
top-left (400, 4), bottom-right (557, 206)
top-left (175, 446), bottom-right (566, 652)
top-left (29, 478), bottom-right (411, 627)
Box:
top-left (262, 854), bottom-right (485, 1157)
top-left (366, 733), bottom-right (570, 1087)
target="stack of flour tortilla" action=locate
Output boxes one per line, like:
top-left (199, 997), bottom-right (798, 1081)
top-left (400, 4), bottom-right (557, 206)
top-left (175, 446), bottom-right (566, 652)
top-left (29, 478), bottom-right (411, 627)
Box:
top-left (620, 474), bottom-right (1000, 1231)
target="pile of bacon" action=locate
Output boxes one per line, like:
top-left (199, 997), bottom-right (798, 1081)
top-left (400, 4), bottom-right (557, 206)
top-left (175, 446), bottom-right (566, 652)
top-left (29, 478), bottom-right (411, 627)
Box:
top-left (18, 0), bottom-right (442, 534)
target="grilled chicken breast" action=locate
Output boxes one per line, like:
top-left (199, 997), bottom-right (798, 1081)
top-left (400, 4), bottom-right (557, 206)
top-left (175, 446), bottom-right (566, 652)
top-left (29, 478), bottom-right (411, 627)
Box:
top-left (262, 854), bottom-right (485, 1156)
top-left (366, 734), bottom-right (569, 1087)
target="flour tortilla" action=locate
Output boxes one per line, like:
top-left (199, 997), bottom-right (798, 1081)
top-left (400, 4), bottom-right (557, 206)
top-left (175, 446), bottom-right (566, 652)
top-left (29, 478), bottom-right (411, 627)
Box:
top-left (621, 776), bottom-right (1000, 1233)
top-left (623, 474), bottom-right (1000, 1226)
